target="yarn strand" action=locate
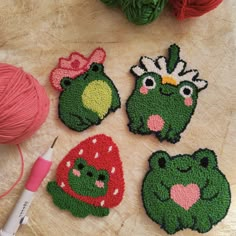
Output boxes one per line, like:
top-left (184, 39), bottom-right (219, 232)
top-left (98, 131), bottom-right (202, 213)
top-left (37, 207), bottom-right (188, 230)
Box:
top-left (0, 63), bottom-right (49, 198)
top-left (0, 145), bottom-right (24, 198)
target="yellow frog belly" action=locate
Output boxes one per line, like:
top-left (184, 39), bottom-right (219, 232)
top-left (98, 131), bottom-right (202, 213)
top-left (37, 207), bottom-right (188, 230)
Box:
top-left (82, 80), bottom-right (112, 119)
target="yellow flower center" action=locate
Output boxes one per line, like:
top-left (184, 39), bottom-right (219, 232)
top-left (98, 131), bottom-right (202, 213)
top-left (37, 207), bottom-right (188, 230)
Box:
top-left (162, 76), bottom-right (177, 86)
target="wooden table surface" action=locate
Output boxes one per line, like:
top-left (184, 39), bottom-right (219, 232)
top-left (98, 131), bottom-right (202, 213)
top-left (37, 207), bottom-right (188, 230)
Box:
top-left (0, 1), bottom-right (235, 235)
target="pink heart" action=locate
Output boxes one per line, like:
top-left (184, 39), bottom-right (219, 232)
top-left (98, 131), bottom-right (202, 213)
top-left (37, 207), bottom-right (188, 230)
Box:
top-left (170, 184), bottom-right (200, 210)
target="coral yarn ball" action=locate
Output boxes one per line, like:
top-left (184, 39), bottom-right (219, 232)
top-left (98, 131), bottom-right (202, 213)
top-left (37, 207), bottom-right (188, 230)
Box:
top-left (0, 63), bottom-right (50, 144)
top-left (169, 0), bottom-right (223, 20)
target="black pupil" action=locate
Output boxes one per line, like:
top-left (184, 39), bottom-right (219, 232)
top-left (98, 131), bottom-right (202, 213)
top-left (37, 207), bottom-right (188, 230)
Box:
top-left (145, 78), bottom-right (154, 87)
top-left (158, 158), bottom-right (166, 168)
top-left (183, 88), bottom-right (191, 95)
top-left (78, 163), bottom-right (84, 170)
top-left (64, 80), bottom-right (71, 86)
top-left (200, 157), bottom-right (209, 168)
top-left (92, 64), bottom-right (99, 72)
top-left (98, 174), bottom-right (105, 181)
top-left (87, 171), bottom-right (93, 177)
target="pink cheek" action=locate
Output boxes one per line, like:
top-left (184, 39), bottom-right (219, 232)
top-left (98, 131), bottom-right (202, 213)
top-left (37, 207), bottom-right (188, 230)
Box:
top-left (73, 169), bottom-right (81, 177)
top-left (140, 86), bottom-right (148, 95)
top-left (184, 97), bottom-right (193, 107)
top-left (95, 180), bottom-right (104, 188)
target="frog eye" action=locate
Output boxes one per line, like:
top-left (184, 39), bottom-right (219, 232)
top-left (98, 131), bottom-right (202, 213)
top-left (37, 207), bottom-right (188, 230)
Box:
top-left (78, 163), bottom-right (85, 170)
top-left (143, 76), bottom-right (156, 89)
top-left (200, 157), bottom-right (209, 168)
top-left (87, 171), bottom-right (93, 177)
top-left (90, 63), bottom-right (104, 73)
top-left (61, 77), bottom-right (73, 89)
top-left (193, 148), bottom-right (217, 169)
top-left (179, 85), bottom-right (193, 98)
top-left (158, 158), bottom-right (166, 168)
top-left (150, 151), bottom-right (170, 170)
top-left (98, 174), bottom-right (106, 181)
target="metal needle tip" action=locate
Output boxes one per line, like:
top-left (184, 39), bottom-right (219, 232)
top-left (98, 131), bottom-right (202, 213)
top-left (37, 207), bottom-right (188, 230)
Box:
top-left (51, 136), bottom-right (58, 148)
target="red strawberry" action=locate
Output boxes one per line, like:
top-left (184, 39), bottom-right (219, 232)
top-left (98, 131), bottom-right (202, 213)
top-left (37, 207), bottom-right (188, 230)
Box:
top-left (56, 134), bottom-right (124, 208)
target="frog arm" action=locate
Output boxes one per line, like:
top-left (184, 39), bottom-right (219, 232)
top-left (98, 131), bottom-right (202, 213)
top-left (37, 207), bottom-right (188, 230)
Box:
top-left (105, 79), bottom-right (120, 110)
top-left (47, 181), bottom-right (72, 210)
top-left (153, 181), bottom-right (170, 202)
top-left (200, 179), bottom-right (219, 201)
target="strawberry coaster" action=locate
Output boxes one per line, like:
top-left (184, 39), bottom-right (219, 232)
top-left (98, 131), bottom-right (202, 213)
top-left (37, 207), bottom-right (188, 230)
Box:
top-left (126, 44), bottom-right (208, 143)
top-left (142, 149), bottom-right (231, 234)
top-left (50, 48), bottom-right (121, 132)
top-left (47, 134), bottom-right (125, 218)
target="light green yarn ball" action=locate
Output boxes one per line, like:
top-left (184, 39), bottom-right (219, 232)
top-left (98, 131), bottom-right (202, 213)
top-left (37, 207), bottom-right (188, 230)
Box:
top-left (100, 0), bottom-right (168, 25)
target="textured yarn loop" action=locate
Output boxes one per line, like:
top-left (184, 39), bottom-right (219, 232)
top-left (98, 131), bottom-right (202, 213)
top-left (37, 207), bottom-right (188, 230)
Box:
top-left (169, 0), bottom-right (223, 20)
top-left (0, 63), bottom-right (50, 198)
top-left (100, 0), bottom-right (168, 25)
top-left (0, 145), bottom-right (24, 198)
top-left (0, 63), bottom-right (50, 145)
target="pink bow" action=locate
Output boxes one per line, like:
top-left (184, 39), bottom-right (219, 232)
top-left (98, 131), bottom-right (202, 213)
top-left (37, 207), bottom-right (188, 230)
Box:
top-left (50, 48), bottom-right (106, 91)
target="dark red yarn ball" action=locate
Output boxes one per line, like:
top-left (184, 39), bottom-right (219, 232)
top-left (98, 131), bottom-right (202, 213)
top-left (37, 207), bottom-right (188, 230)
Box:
top-left (169, 0), bottom-right (223, 20)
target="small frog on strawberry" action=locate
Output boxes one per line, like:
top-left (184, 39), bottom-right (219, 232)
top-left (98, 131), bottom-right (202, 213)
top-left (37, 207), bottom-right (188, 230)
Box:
top-left (126, 44), bottom-right (208, 143)
top-left (142, 149), bottom-right (231, 234)
top-left (47, 134), bottom-right (124, 218)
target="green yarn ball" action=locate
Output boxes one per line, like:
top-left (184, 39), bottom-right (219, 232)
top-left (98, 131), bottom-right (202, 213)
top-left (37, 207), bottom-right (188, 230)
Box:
top-left (100, 0), bottom-right (168, 25)
top-left (100, 0), bottom-right (118, 7)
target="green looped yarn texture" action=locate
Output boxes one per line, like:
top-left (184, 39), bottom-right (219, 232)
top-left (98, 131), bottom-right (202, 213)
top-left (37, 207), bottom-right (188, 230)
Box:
top-left (100, 0), bottom-right (168, 25)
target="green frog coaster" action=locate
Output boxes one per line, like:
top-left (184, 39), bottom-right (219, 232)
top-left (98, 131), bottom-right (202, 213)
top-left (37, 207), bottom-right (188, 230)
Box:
top-left (142, 149), bottom-right (231, 234)
top-left (47, 134), bottom-right (125, 218)
top-left (50, 48), bottom-right (121, 132)
top-left (126, 44), bottom-right (208, 143)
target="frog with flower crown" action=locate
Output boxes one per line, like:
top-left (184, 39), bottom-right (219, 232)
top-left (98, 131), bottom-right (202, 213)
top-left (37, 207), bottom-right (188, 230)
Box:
top-left (126, 44), bottom-right (208, 143)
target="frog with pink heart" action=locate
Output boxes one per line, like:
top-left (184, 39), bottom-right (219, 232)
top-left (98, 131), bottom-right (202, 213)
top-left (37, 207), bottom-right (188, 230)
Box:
top-left (142, 148), bottom-right (231, 234)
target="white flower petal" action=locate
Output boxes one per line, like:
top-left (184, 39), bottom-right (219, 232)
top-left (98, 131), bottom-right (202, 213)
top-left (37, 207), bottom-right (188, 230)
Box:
top-left (131, 65), bottom-right (145, 76)
top-left (193, 79), bottom-right (208, 90)
top-left (173, 60), bottom-right (186, 75)
top-left (156, 56), bottom-right (167, 75)
top-left (180, 70), bottom-right (199, 83)
top-left (140, 56), bottom-right (159, 74)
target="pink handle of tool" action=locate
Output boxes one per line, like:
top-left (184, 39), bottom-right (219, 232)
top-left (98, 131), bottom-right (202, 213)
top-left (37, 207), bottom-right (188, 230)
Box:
top-left (25, 157), bottom-right (52, 192)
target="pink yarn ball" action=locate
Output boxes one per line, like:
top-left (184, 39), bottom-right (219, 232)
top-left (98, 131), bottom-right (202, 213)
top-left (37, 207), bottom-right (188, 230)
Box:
top-left (0, 63), bottom-right (50, 144)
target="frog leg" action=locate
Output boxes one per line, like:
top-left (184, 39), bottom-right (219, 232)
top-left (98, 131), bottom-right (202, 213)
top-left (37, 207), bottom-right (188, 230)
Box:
top-left (165, 127), bottom-right (181, 144)
top-left (128, 116), bottom-right (143, 133)
top-left (59, 113), bottom-right (90, 132)
top-left (91, 206), bottom-right (109, 217)
top-left (68, 109), bottom-right (100, 129)
top-left (69, 200), bottom-right (91, 218)
top-left (162, 213), bottom-right (180, 234)
top-left (70, 201), bottom-right (109, 218)
top-left (192, 213), bottom-right (212, 233)
top-left (155, 125), bottom-right (170, 142)
top-left (128, 116), bottom-right (151, 134)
